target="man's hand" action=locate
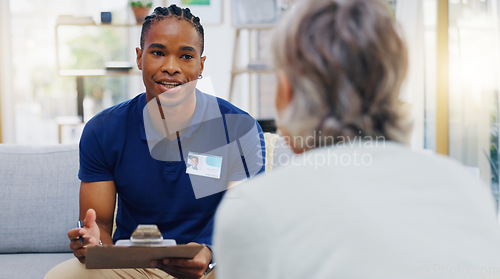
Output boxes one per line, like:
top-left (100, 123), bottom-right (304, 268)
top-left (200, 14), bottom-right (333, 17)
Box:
top-left (151, 242), bottom-right (212, 279)
top-left (68, 208), bottom-right (101, 263)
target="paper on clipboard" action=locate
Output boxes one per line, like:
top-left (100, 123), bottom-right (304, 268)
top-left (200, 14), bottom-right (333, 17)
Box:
top-left (85, 244), bottom-right (204, 269)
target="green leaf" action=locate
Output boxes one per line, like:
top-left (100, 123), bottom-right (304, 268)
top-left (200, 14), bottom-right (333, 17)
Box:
top-left (130, 0), bottom-right (152, 8)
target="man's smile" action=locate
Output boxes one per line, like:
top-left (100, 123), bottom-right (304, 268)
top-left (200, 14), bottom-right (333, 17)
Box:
top-left (157, 81), bottom-right (182, 88)
top-left (155, 79), bottom-right (184, 93)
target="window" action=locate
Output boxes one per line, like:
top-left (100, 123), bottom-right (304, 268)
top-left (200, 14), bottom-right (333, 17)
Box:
top-left (7, 0), bottom-right (141, 144)
top-left (447, 0), bottom-right (500, 210)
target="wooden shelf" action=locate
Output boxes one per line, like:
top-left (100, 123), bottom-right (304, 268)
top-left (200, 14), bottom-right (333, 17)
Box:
top-left (229, 27), bottom-right (275, 115)
top-left (55, 22), bottom-right (142, 121)
top-left (56, 23), bottom-right (141, 27)
top-left (59, 69), bottom-right (141, 77)
top-left (231, 67), bottom-right (273, 75)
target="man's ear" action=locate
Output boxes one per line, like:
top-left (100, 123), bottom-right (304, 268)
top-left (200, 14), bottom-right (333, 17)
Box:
top-left (136, 47), bottom-right (143, 70)
top-left (199, 56), bottom-right (206, 77)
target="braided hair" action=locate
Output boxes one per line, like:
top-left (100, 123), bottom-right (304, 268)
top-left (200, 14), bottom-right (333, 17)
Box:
top-left (140, 4), bottom-right (205, 55)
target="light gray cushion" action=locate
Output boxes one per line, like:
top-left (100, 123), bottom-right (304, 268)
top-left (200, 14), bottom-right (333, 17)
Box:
top-left (0, 253), bottom-right (74, 278)
top-left (0, 144), bottom-right (80, 253)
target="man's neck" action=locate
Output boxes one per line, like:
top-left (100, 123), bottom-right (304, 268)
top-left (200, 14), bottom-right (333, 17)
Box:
top-left (147, 92), bottom-right (197, 141)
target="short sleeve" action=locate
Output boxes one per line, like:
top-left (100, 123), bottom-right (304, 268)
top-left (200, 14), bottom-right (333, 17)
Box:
top-left (78, 117), bottom-right (114, 182)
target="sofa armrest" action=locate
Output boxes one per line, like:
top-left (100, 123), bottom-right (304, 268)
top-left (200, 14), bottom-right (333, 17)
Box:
top-left (0, 144), bottom-right (80, 253)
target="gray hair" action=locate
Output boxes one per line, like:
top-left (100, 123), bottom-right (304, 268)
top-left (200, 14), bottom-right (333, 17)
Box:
top-left (272, 0), bottom-right (412, 150)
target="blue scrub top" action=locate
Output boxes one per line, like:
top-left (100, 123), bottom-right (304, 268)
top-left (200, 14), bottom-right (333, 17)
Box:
top-left (79, 91), bottom-right (265, 245)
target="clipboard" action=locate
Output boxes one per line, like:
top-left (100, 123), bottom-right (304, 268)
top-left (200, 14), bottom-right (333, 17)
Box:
top-left (85, 244), bottom-right (204, 269)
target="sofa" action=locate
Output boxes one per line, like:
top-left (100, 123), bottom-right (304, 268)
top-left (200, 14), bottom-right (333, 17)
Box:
top-left (0, 134), bottom-right (293, 278)
top-left (0, 144), bottom-right (79, 278)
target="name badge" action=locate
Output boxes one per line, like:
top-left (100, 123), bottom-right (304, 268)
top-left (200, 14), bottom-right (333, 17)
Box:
top-left (186, 152), bottom-right (222, 179)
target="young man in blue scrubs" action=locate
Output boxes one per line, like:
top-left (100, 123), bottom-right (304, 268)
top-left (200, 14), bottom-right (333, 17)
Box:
top-left (45, 5), bottom-right (265, 279)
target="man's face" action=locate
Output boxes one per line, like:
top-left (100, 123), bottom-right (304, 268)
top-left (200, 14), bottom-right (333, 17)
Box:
top-left (191, 157), bottom-right (199, 168)
top-left (136, 18), bottom-right (206, 107)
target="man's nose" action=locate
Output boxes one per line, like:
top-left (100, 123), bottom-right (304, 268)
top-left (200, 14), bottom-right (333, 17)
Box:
top-left (161, 56), bottom-right (180, 75)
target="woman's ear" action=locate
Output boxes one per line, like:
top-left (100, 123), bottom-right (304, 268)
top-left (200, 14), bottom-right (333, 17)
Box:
top-left (136, 47), bottom-right (143, 70)
top-left (275, 70), bottom-right (304, 154)
top-left (275, 70), bottom-right (293, 114)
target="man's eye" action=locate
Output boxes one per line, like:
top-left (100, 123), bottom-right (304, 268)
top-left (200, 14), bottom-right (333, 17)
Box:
top-left (152, 51), bottom-right (164, 56)
top-left (181, 54), bottom-right (193, 59)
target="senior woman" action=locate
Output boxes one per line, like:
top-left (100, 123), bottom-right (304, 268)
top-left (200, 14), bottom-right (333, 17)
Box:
top-left (214, 0), bottom-right (500, 278)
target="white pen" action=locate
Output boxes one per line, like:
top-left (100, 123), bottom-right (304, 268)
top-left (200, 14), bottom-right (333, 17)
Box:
top-left (77, 221), bottom-right (85, 244)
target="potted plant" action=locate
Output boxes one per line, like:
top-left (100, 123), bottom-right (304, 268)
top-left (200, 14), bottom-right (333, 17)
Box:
top-left (130, 0), bottom-right (153, 24)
